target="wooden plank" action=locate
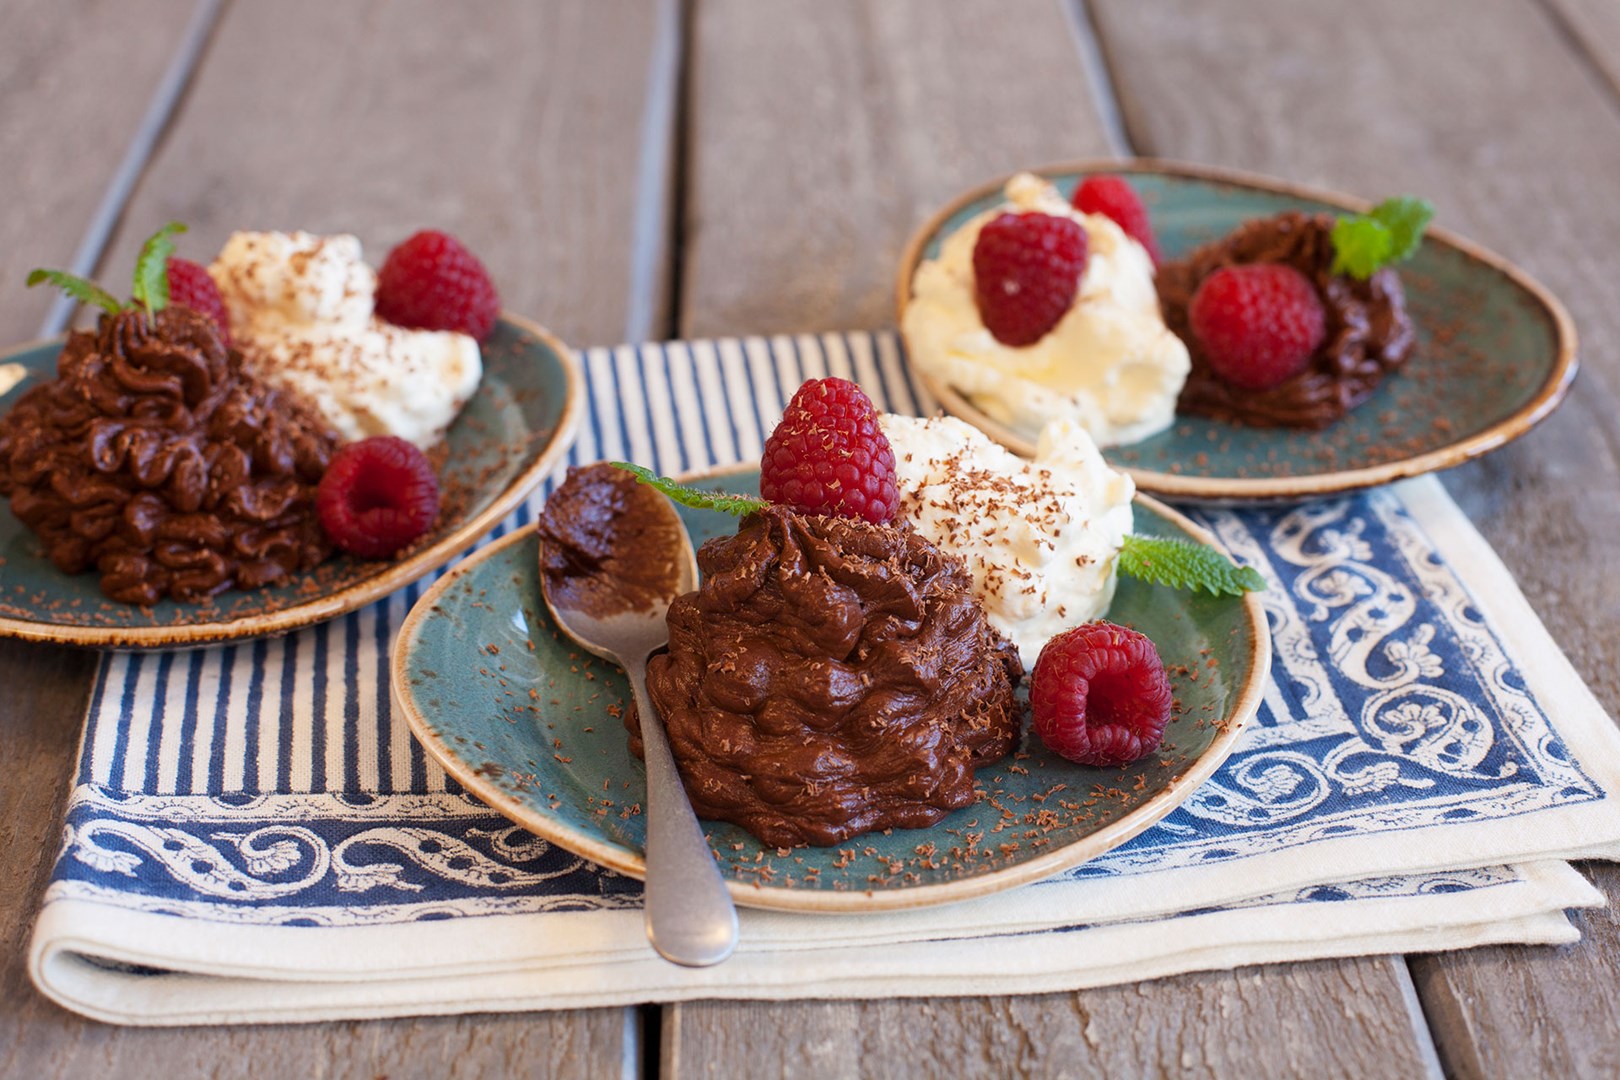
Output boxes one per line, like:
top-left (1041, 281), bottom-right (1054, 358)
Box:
top-left (5, 0), bottom-right (676, 1073)
top-left (679, 0), bottom-right (1119, 338)
top-left (98, 0), bottom-right (676, 350)
top-left (668, 958), bottom-right (1432, 1078)
top-left (670, 1), bottom-right (1435, 1076)
top-left (1090, 0), bottom-right (1620, 1075)
top-left (0, 0), bottom-right (200, 343)
top-left (1542, 0), bottom-right (1620, 103)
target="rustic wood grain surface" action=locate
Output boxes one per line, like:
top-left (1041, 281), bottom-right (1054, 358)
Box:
top-left (4, 0), bottom-right (1620, 1075)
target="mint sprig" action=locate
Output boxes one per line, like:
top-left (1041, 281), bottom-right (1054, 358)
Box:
top-left (1330, 196), bottom-right (1434, 280)
top-left (27, 221), bottom-right (192, 319)
top-left (610, 462), bottom-right (769, 517)
top-left (130, 221), bottom-right (186, 316)
top-left (1118, 535), bottom-right (1265, 597)
top-left (24, 269), bottom-right (123, 315)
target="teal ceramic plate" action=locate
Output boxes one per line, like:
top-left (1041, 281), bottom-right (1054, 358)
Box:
top-left (0, 313), bottom-right (581, 649)
top-left (897, 159), bottom-right (1577, 502)
top-left (392, 465), bottom-right (1269, 913)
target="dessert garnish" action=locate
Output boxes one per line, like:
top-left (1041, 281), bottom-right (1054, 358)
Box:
top-left (609, 463), bottom-right (767, 517)
top-left (375, 229), bottom-right (501, 342)
top-left (643, 502), bottom-right (1022, 848)
top-left (25, 221), bottom-right (186, 320)
top-left (1029, 621), bottom-right (1173, 766)
top-left (1159, 193), bottom-right (1430, 428)
top-left (903, 173), bottom-right (1190, 447)
top-left (316, 436), bottom-right (441, 558)
top-left (536, 462), bottom-right (687, 619)
top-left (760, 377), bottom-right (898, 524)
top-left (4, 224), bottom-right (340, 604)
top-left (1072, 174), bottom-right (1161, 267)
top-left (1330, 196), bottom-right (1435, 280)
top-left (882, 413), bottom-right (1134, 670)
top-left (210, 230), bottom-right (482, 449)
top-left (1117, 535), bottom-right (1267, 596)
top-left (166, 257), bottom-right (231, 345)
top-left (972, 210), bottom-right (1089, 347)
top-left (1188, 263), bottom-right (1326, 391)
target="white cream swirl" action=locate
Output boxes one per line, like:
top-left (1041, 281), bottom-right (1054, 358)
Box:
top-left (902, 173), bottom-right (1189, 448)
top-left (881, 413), bottom-right (1134, 670)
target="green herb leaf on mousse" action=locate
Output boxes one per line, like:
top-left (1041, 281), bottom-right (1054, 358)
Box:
top-left (1330, 196), bottom-right (1435, 280)
top-left (1118, 535), bottom-right (1266, 597)
top-left (130, 221), bottom-right (187, 316)
top-left (610, 462), bottom-right (769, 517)
top-left (23, 269), bottom-right (124, 316)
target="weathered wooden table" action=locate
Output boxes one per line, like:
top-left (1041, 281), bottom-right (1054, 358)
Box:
top-left (4, 1), bottom-right (1618, 1075)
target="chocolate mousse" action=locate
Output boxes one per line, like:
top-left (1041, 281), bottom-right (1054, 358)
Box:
top-left (643, 505), bottom-right (1023, 848)
top-left (1158, 211), bottom-right (1416, 428)
top-left (0, 307), bottom-right (340, 605)
top-left (535, 463), bottom-right (686, 618)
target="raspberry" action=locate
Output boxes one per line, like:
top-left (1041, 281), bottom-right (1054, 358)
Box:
top-left (166, 258), bottom-right (230, 346)
top-left (375, 230), bottom-right (500, 341)
top-left (1188, 263), bottom-right (1326, 391)
top-left (972, 211), bottom-right (1088, 347)
top-left (1029, 622), bottom-right (1173, 767)
top-left (316, 436), bottom-right (440, 558)
top-left (1072, 175), bottom-right (1161, 267)
top-left (760, 377), bottom-right (899, 525)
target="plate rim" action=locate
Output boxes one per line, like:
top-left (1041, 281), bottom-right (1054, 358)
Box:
top-left (0, 311), bottom-right (583, 649)
top-left (391, 462), bottom-right (1272, 914)
top-left (894, 157), bottom-right (1580, 501)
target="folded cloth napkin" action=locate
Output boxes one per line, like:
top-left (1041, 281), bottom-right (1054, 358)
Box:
top-left (29, 332), bottom-right (1620, 1025)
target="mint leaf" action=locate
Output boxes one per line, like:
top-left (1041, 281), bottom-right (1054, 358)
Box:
top-left (130, 221), bottom-right (187, 316)
top-left (1330, 195), bottom-right (1433, 279)
top-left (1369, 196), bottom-right (1433, 263)
top-left (1118, 535), bottom-right (1266, 597)
top-left (25, 269), bottom-right (124, 315)
top-left (610, 462), bottom-right (770, 517)
top-left (1329, 217), bottom-right (1393, 279)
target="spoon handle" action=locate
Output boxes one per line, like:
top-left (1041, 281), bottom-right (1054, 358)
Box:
top-left (622, 653), bottom-right (739, 967)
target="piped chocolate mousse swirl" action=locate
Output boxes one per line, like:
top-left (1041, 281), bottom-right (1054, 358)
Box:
top-left (0, 307), bottom-right (340, 604)
top-left (643, 505), bottom-right (1023, 848)
top-left (1159, 211), bottom-right (1416, 428)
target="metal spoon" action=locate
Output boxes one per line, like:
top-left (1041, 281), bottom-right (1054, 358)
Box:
top-left (537, 499), bottom-right (739, 967)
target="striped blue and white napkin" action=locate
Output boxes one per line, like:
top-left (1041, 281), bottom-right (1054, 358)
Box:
top-left (29, 332), bottom-right (1620, 1025)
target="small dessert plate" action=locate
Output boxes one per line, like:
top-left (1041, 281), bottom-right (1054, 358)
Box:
top-left (0, 313), bottom-right (581, 649)
top-left (392, 464), bottom-right (1269, 914)
top-left (897, 159), bottom-right (1577, 501)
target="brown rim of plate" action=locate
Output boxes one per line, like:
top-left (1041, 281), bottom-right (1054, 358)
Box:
top-left (391, 463), bottom-right (1270, 914)
top-left (894, 157), bottom-right (1580, 502)
top-left (0, 311), bottom-right (584, 650)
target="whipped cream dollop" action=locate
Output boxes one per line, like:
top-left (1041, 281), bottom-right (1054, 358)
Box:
top-left (902, 173), bottom-right (1190, 447)
top-left (880, 413), bottom-right (1134, 670)
top-left (210, 231), bottom-right (482, 449)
